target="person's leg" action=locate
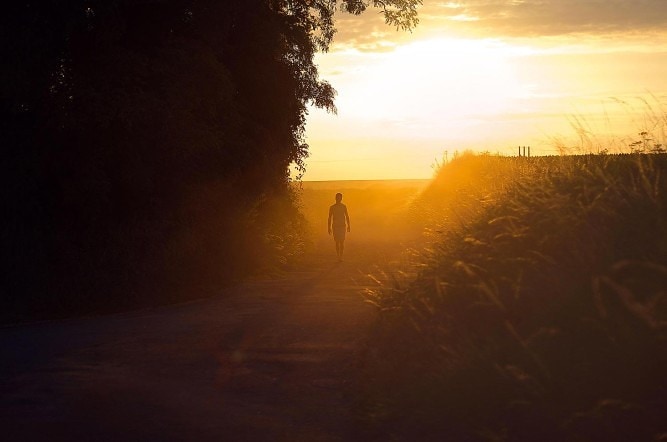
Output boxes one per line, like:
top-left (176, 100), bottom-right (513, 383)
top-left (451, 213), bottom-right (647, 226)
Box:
top-left (335, 240), bottom-right (343, 260)
top-left (339, 239), bottom-right (344, 260)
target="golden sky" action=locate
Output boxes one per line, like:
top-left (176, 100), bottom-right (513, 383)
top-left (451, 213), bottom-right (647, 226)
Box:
top-left (301, 0), bottom-right (667, 181)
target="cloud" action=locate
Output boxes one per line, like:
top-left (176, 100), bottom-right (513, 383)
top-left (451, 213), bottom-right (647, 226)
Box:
top-left (436, 0), bottom-right (667, 35)
top-left (331, 11), bottom-right (404, 51)
top-left (331, 0), bottom-right (667, 47)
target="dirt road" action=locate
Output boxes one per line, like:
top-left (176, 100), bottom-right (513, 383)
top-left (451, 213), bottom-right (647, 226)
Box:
top-left (1, 246), bottom-right (388, 441)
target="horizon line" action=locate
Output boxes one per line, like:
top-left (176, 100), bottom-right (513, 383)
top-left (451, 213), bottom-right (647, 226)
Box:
top-left (297, 177), bottom-right (432, 183)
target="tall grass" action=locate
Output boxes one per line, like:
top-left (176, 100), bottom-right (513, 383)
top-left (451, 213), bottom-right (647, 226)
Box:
top-left (553, 94), bottom-right (667, 156)
top-left (361, 152), bottom-right (667, 441)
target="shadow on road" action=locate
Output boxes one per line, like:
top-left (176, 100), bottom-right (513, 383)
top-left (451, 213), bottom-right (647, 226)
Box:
top-left (1, 244), bottom-right (394, 441)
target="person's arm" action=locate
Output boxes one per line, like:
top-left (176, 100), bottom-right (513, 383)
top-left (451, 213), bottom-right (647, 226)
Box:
top-left (345, 207), bottom-right (350, 232)
top-left (328, 206), bottom-right (333, 235)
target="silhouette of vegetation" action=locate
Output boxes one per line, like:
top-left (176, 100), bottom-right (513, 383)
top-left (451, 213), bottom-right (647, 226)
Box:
top-left (0, 0), bottom-right (420, 322)
top-left (362, 153), bottom-right (667, 441)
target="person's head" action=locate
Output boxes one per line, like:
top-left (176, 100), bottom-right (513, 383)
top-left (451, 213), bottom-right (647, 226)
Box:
top-left (335, 192), bottom-right (343, 203)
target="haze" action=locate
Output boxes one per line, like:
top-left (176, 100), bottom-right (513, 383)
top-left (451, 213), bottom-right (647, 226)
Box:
top-left (303, 0), bottom-right (667, 181)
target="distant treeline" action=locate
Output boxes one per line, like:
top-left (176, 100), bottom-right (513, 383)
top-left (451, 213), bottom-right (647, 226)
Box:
top-left (0, 0), bottom-right (345, 321)
top-left (363, 152), bottom-right (667, 440)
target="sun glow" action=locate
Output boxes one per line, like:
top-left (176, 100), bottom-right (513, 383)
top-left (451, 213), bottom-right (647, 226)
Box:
top-left (303, 29), bottom-right (667, 181)
top-left (335, 38), bottom-right (535, 126)
top-left (303, 38), bottom-right (544, 180)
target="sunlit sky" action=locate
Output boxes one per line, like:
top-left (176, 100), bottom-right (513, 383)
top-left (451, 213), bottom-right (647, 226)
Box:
top-left (300, 0), bottom-right (667, 181)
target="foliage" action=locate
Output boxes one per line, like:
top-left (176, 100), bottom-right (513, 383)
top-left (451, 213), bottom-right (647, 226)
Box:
top-left (0, 0), bottom-right (420, 322)
top-left (362, 153), bottom-right (667, 441)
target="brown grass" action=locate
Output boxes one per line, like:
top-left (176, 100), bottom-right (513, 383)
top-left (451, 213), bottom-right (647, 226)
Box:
top-left (360, 152), bottom-right (667, 441)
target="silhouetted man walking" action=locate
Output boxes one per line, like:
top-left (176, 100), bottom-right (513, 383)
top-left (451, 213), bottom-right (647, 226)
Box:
top-left (328, 192), bottom-right (350, 262)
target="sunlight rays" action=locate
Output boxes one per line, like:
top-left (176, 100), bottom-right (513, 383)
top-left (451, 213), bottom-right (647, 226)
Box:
top-left (334, 38), bottom-right (535, 124)
top-left (303, 23), bottom-right (667, 180)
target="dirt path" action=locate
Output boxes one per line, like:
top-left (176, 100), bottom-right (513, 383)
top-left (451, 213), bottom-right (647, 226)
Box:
top-left (0, 245), bottom-right (393, 441)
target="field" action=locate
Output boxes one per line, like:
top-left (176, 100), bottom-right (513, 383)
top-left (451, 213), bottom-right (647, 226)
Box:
top-left (296, 179), bottom-right (429, 265)
top-left (359, 153), bottom-right (667, 441)
top-left (4, 154), bottom-right (666, 440)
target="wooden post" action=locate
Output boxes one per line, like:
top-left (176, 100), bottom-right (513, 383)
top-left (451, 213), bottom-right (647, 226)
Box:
top-left (528, 146), bottom-right (531, 157)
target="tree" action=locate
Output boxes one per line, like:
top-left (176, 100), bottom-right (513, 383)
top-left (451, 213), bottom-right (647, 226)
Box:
top-left (0, 0), bottom-right (421, 320)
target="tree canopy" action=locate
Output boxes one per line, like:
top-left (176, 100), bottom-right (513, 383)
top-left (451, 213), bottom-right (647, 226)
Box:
top-left (0, 0), bottom-right (420, 320)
